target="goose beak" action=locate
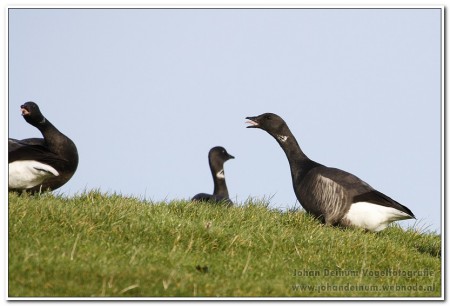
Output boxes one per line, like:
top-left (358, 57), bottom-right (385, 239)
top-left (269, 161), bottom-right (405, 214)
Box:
top-left (245, 116), bottom-right (259, 128)
top-left (20, 105), bottom-right (30, 116)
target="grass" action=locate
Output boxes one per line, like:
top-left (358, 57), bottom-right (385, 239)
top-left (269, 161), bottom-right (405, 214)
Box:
top-left (8, 191), bottom-right (441, 298)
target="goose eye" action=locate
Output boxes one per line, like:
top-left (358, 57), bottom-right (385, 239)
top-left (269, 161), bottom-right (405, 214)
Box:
top-left (265, 115), bottom-right (272, 120)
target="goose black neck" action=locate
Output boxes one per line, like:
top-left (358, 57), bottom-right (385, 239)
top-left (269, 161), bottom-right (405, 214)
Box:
top-left (271, 127), bottom-right (320, 179)
top-left (34, 117), bottom-right (58, 136)
top-left (35, 118), bottom-right (78, 164)
top-left (209, 161), bottom-right (229, 198)
top-left (272, 127), bottom-right (309, 163)
top-left (35, 118), bottom-right (63, 144)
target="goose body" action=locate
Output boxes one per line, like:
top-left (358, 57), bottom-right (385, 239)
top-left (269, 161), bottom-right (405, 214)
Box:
top-left (9, 102), bottom-right (79, 193)
top-left (192, 146), bottom-right (234, 205)
top-left (246, 113), bottom-right (414, 232)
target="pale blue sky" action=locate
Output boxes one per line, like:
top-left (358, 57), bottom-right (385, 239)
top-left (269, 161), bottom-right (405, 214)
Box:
top-left (8, 8), bottom-right (442, 232)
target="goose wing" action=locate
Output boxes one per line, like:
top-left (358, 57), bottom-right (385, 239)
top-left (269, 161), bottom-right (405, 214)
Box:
top-left (353, 190), bottom-right (415, 218)
top-left (9, 138), bottom-right (46, 152)
top-left (317, 167), bottom-right (414, 218)
top-left (9, 144), bottom-right (67, 166)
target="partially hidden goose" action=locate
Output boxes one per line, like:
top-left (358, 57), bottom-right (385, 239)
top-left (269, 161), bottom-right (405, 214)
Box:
top-left (245, 113), bottom-right (415, 232)
top-left (9, 102), bottom-right (79, 193)
top-left (192, 146), bottom-right (235, 205)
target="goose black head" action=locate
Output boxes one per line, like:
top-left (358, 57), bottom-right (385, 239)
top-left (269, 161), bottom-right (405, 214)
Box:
top-left (246, 113), bottom-right (288, 135)
top-left (21, 102), bottom-right (46, 127)
top-left (208, 146), bottom-right (234, 181)
top-left (209, 146), bottom-right (235, 163)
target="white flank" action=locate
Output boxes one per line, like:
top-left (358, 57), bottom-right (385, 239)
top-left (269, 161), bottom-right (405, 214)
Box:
top-left (9, 160), bottom-right (59, 189)
top-left (216, 169), bottom-right (225, 179)
top-left (344, 201), bottom-right (413, 232)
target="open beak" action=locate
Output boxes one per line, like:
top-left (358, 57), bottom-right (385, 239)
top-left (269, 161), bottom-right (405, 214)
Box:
top-left (20, 105), bottom-right (30, 116)
top-left (245, 116), bottom-right (259, 128)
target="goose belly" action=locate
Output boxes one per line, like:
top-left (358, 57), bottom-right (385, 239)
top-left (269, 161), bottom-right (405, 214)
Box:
top-left (9, 160), bottom-right (59, 190)
top-left (342, 202), bottom-right (412, 232)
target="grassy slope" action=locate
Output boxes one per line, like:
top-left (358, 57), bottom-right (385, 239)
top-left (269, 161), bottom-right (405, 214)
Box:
top-left (8, 191), bottom-right (441, 298)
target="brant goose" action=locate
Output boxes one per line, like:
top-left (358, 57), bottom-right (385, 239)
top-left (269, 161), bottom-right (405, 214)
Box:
top-left (192, 146), bottom-right (234, 205)
top-left (246, 113), bottom-right (415, 232)
top-left (9, 102), bottom-right (79, 193)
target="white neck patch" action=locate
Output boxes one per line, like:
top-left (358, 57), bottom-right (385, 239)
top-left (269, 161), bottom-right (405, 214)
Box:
top-left (39, 117), bottom-right (46, 124)
top-left (216, 169), bottom-right (225, 179)
top-left (276, 134), bottom-right (288, 142)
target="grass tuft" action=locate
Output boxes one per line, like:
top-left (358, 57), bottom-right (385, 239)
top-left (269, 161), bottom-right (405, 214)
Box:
top-left (8, 191), bottom-right (441, 297)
